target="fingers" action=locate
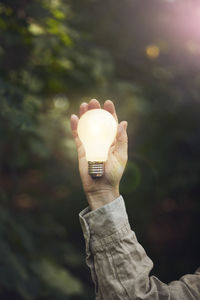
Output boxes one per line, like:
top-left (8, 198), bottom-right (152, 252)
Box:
top-left (88, 99), bottom-right (101, 110)
top-left (79, 99), bottom-right (101, 117)
top-left (103, 100), bottom-right (118, 122)
top-left (70, 114), bottom-right (81, 148)
top-left (116, 121), bottom-right (128, 143)
top-left (70, 114), bottom-right (85, 159)
top-left (114, 121), bottom-right (128, 159)
top-left (70, 113), bottom-right (78, 130)
top-left (79, 99), bottom-right (117, 121)
top-left (79, 102), bottom-right (88, 117)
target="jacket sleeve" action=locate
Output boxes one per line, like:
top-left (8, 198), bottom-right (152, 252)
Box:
top-left (79, 195), bottom-right (200, 300)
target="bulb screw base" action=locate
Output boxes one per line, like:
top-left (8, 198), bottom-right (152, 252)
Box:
top-left (88, 161), bottom-right (104, 178)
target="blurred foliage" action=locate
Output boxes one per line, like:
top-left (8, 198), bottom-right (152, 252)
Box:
top-left (0, 0), bottom-right (200, 299)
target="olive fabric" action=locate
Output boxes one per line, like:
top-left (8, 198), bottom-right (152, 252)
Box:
top-left (79, 196), bottom-right (200, 299)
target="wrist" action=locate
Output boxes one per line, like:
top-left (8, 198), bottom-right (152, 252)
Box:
top-left (86, 187), bottom-right (120, 211)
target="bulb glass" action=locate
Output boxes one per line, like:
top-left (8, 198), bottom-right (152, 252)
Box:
top-left (77, 109), bottom-right (118, 161)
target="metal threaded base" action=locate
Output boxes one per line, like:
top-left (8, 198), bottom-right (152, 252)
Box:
top-left (88, 161), bottom-right (104, 178)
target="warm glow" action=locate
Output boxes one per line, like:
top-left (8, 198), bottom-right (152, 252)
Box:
top-left (146, 45), bottom-right (160, 59)
top-left (186, 41), bottom-right (200, 55)
top-left (77, 109), bottom-right (117, 162)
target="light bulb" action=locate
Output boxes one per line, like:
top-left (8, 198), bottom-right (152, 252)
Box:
top-left (77, 108), bottom-right (118, 178)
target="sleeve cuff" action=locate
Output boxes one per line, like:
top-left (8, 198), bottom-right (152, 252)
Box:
top-left (79, 195), bottom-right (130, 241)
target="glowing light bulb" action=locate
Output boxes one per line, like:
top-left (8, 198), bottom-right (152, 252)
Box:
top-left (77, 109), bottom-right (118, 178)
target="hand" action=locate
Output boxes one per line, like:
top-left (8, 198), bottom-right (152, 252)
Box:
top-left (70, 99), bottom-right (128, 210)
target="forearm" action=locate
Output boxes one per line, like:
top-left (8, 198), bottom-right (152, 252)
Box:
top-left (86, 188), bottom-right (120, 211)
top-left (79, 195), bottom-right (155, 299)
top-left (79, 195), bottom-right (200, 300)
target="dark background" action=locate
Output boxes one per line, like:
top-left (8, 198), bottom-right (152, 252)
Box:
top-left (0, 0), bottom-right (200, 299)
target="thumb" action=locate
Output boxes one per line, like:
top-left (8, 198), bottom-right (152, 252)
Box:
top-left (114, 121), bottom-right (128, 158)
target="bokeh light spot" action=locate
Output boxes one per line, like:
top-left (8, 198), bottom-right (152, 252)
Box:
top-left (13, 194), bottom-right (36, 211)
top-left (146, 45), bottom-right (160, 59)
top-left (186, 41), bottom-right (200, 55)
top-left (28, 23), bottom-right (45, 35)
top-left (53, 95), bottom-right (69, 109)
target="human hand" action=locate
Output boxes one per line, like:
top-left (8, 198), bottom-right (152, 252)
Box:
top-left (70, 99), bottom-right (128, 210)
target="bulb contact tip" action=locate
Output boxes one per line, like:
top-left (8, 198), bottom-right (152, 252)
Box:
top-left (88, 161), bottom-right (104, 178)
